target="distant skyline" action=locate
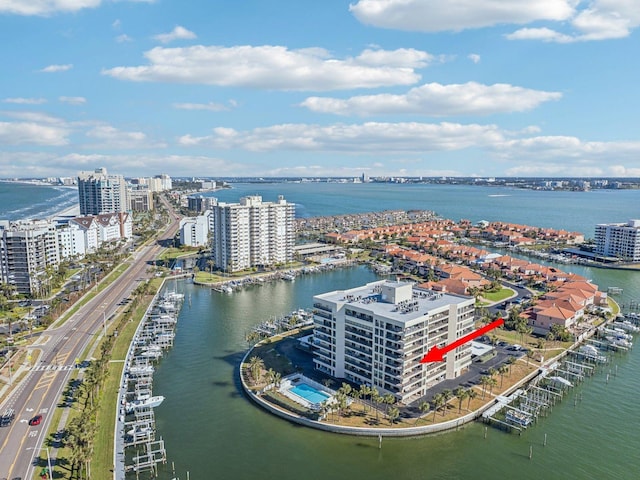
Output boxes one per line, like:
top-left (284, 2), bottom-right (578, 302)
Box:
top-left (1, 0), bottom-right (639, 178)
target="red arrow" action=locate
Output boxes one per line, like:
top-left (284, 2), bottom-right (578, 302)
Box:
top-left (420, 318), bottom-right (504, 363)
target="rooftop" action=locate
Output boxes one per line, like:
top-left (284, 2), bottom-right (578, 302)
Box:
top-left (315, 280), bottom-right (472, 324)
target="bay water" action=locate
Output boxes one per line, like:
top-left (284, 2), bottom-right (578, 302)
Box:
top-left (1, 181), bottom-right (637, 479)
top-left (154, 183), bottom-right (639, 480)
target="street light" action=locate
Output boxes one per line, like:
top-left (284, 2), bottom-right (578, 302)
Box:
top-left (27, 446), bottom-right (53, 480)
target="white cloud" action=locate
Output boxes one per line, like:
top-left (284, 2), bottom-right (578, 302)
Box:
top-left (1, 110), bottom-right (66, 124)
top-left (0, 152), bottom-right (244, 178)
top-left (3, 97), bottom-right (47, 105)
top-left (0, 0), bottom-right (155, 16)
top-left (173, 102), bottom-right (229, 112)
top-left (350, 0), bottom-right (640, 42)
top-left (112, 19), bottom-right (121, 28)
top-left (178, 121), bottom-right (506, 153)
top-left (0, 121), bottom-right (69, 145)
top-left (40, 64), bottom-right (73, 73)
top-left (116, 34), bottom-right (133, 43)
top-left (300, 82), bottom-right (562, 116)
top-left (85, 124), bottom-right (165, 149)
top-left (350, 0), bottom-right (575, 32)
top-left (102, 45), bottom-right (427, 90)
top-left (468, 54), bottom-right (481, 64)
top-left (507, 0), bottom-right (640, 42)
top-left (59, 96), bottom-right (86, 105)
top-left (153, 25), bottom-right (197, 44)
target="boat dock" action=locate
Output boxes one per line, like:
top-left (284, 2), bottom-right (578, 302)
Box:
top-left (115, 289), bottom-right (184, 479)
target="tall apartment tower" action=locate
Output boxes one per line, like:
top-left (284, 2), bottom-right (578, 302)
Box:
top-left (211, 195), bottom-right (295, 272)
top-left (0, 220), bottom-right (60, 295)
top-left (77, 167), bottom-right (129, 215)
top-left (595, 219), bottom-right (640, 262)
top-left (313, 280), bottom-right (474, 404)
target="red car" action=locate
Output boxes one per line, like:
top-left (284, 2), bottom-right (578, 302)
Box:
top-left (29, 414), bottom-right (42, 426)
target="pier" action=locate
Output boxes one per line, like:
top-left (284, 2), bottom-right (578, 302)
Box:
top-left (115, 289), bottom-right (185, 479)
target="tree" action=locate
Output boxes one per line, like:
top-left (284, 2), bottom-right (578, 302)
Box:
top-left (431, 393), bottom-right (444, 422)
top-left (417, 400), bottom-right (430, 424)
top-left (358, 384), bottom-right (370, 413)
top-left (466, 388), bottom-right (478, 410)
top-left (441, 389), bottom-right (452, 416)
top-left (247, 356), bottom-right (264, 384)
top-left (388, 406), bottom-right (400, 425)
top-left (454, 387), bottom-right (468, 413)
top-left (479, 376), bottom-right (490, 399)
top-left (498, 364), bottom-right (509, 387)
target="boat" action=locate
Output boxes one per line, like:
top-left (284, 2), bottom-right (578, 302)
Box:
top-left (127, 365), bottom-right (155, 376)
top-left (548, 376), bottom-right (573, 388)
top-left (126, 425), bottom-right (154, 437)
top-left (505, 409), bottom-right (533, 427)
top-left (125, 395), bottom-right (165, 413)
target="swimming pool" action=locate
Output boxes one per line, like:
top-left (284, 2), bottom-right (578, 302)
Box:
top-left (289, 382), bottom-right (331, 405)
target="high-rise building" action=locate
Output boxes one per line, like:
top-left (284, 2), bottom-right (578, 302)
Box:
top-left (0, 219), bottom-right (60, 295)
top-left (313, 280), bottom-right (474, 404)
top-left (77, 167), bottom-right (129, 215)
top-left (211, 195), bottom-right (295, 272)
top-left (595, 219), bottom-right (640, 262)
top-left (179, 211), bottom-right (211, 247)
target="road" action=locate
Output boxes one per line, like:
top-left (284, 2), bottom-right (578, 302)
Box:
top-left (0, 198), bottom-right (179, 480)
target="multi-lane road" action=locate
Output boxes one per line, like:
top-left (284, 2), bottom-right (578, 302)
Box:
top-left (0, 201), bottom-right (179, 480)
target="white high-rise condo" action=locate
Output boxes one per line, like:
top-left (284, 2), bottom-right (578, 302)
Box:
top-left (595, 219), bottom-right (640, 262)
top-left (77, 167), bottom-right (129, 215)
top-left (313, 280), bottom-right (475, 404)
top-left (211, 195), bottom-right (295, 272)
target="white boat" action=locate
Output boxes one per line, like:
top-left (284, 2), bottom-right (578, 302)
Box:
top-left (128, 365), bottom-right (155, 376)
top-left (125, 395), bottom-right (165, 413)
top-left (548, 376), bottom-right (573, 388)
top-left (126, 425), bottom-right (154, 437)
top-left (613, 321), bottom-right (640, 333)
top-left (139, 350), bottom-right (162, 359)
top-left (579, 345), bottom-right (599, 356)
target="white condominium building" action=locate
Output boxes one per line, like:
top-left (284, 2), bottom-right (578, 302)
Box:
top-left (313, 280), bottom-right (474, 404)
top-left (179, 211), bottom-right (212, 248)
top-left (211, 195), bottom-right (295, 272)
top-left (0, 219), bottom-right (60, 295)
top-left (77, 167), bottom-right (129, 215)
top-left (595, 219), bottom-right (640, 262)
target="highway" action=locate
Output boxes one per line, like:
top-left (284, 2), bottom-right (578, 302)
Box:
top-left (0, 197), bottom-right (180, 480)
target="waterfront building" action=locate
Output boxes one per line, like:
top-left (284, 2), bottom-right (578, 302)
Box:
top-left (595, 219), bottom-right (640, 262)
top-left (313, 280), bottom-right (475, 404)
top-left (77, 167), bottom-right (129, 215)
top-left (211, 195), bottom-right (295, 272)
top-left (179, 211), bottom-right (211, 247)
top-left (0, 219), bottom-right (60, 295)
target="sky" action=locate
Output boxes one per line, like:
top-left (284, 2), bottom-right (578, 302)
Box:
top-left (1, 0), bottom-right (640, 179)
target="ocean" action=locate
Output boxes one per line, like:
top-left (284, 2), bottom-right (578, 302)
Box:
top-left (0, 181), bottom-right (78, 221)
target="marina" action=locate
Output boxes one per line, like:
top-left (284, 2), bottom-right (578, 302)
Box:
top-left (115, 289), bottom-right (185, 478)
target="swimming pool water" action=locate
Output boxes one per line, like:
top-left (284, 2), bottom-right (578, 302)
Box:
top-left (289, 382), bottom-right (331, 404)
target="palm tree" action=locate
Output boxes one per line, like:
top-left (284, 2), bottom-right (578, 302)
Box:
top-left (466, 388), bottom-right (478, 410)
top-left (506, 356), bottom-right (516, 376)
top-left (265, 368), bottom-right (276, 386)
top-left (441, 389), bottom-right (452, 416)
top-left (431, 393), bottom-right (443, 422)
top-left (359, 384), bottom-right (370, 413)
top-left (371, 388), bottom-right (381, 421)
top-left (351, 387), bottom-right (362, 409)
top-left (273, 372), bottom-right (282, 388)
top-left (388, 406), bottom-right (400, 425)
top-left (417, 400), bottom-right (430, 424)
top-left (498, 364), bottom-right (509, 387)
top-left (454, 387), bottom-right (468, 413)
top-left (247, 356), bottom-right (264, 384)
top-left (383, 393), bottom-right (395, 416)
top-left (479, 375), bottom-right (490, 399)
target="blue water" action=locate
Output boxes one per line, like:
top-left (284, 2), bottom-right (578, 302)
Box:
top-left (290, 382), bottom-right (331, 404)
top-left (0, 181), bottom-right (78, 221)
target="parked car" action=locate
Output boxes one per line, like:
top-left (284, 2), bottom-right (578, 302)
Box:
top-left (29, 414), bottom-right (43, 426)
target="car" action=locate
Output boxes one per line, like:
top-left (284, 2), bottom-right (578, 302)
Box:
top-left (28, 414), bottom-right (42, 426)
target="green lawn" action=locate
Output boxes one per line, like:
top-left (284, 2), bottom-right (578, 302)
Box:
top-left (482, 287), bottom-right (515, 303)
